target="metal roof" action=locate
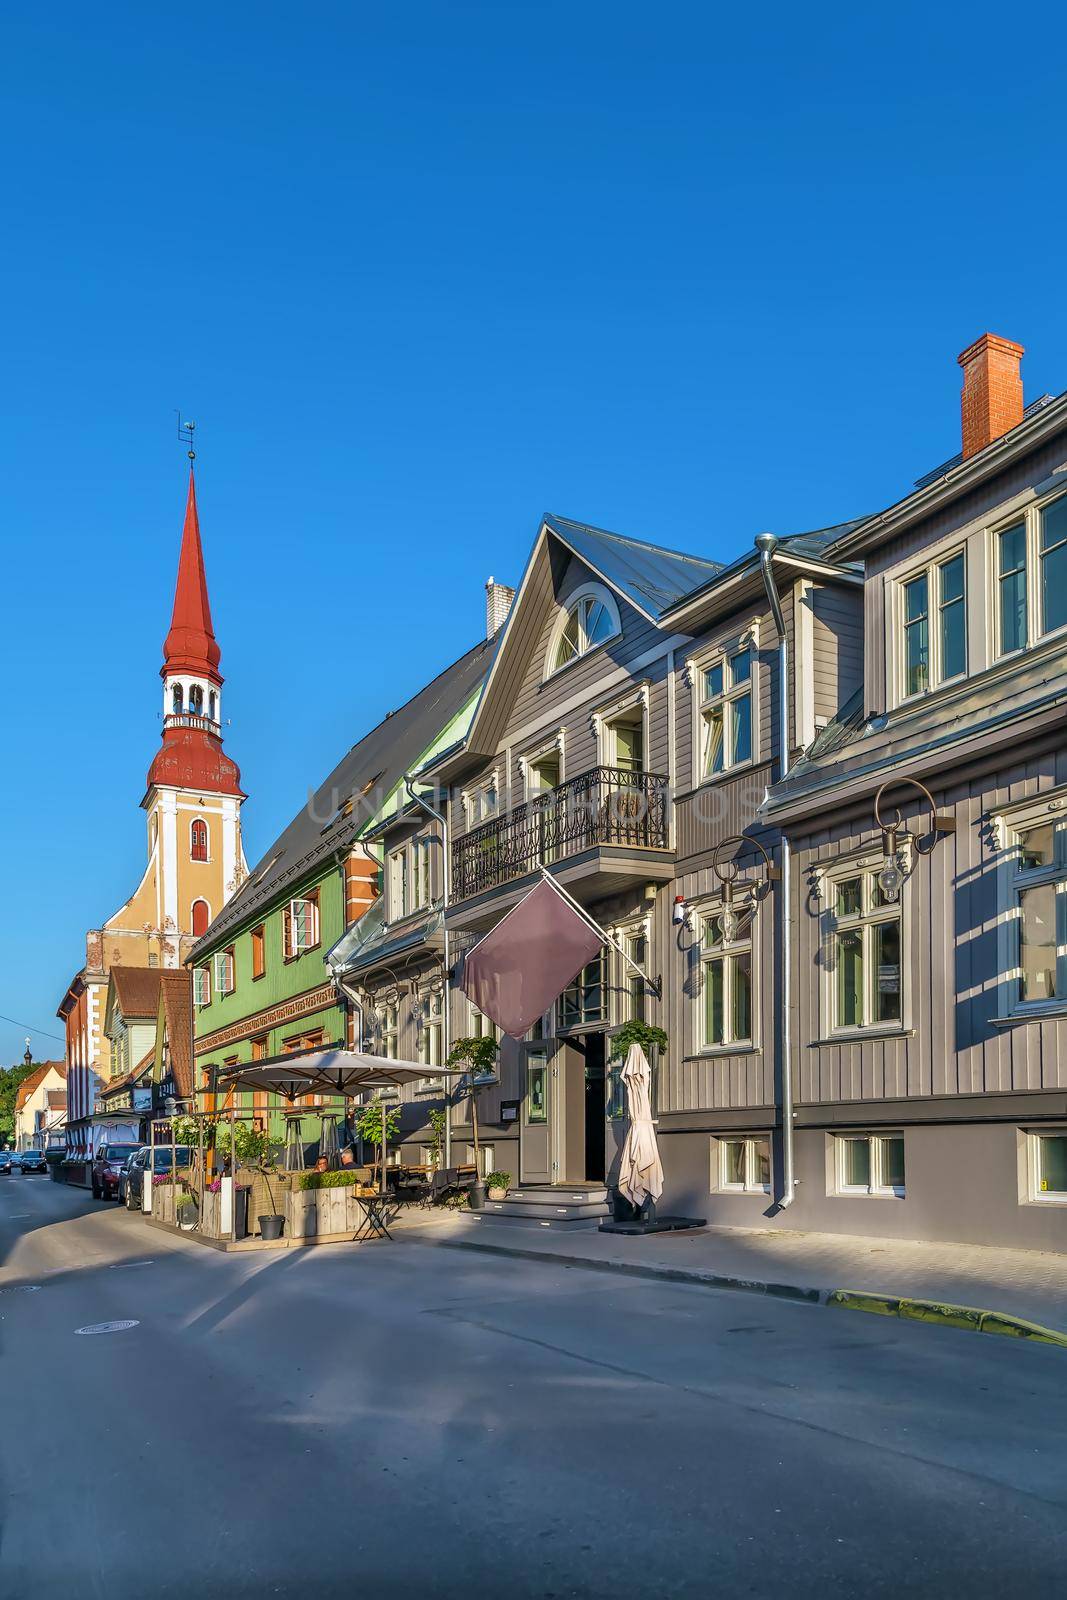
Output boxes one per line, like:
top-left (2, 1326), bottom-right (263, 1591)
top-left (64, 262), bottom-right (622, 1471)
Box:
top-left (189, 638), bottom-right (493, 960)
top-left (542, 514), bottom-right (724, 618)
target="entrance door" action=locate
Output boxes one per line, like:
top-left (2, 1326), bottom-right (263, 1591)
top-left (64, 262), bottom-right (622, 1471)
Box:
top-left (519, 1048), bottom-right (552, 1184)
top-left (583, 1034), bottom-right (606, 1184)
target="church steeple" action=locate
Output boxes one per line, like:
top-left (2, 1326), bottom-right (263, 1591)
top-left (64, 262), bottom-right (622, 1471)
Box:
top-left (145, 468), bottom-right (243, 802)
top-left (162, 468), bottom-right (222, 685)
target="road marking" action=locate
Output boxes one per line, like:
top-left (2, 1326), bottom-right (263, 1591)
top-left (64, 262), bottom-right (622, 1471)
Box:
top-left (9, 1213), bottom-right (31, 1218)
top-left (75, 1320), bottom-right (140, 1335)
top-left (0, 1285), bottom-right (41, 1294)
top-left (109, 1260), bottom-right (154, 1270)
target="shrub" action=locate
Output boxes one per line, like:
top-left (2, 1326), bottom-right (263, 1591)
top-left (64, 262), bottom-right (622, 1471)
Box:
top-left (485, 1171), bottom-right (511, 1191)
top-left (608, 1020), bottom-right (668, 1061)
top-left (176, 1192), bottom-right (197, 1211)
top-left (298, 1170), bottom-right (365, 1191)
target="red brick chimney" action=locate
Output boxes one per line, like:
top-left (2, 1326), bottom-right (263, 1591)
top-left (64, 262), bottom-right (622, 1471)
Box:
top-left (957, 333), bottom-right (1024, 459)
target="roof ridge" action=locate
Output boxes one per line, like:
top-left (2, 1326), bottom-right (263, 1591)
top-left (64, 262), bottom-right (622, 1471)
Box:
top-left (545, 513), bottom-right (722, 571)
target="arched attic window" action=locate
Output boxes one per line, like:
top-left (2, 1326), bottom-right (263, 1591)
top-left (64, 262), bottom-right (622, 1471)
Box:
top-left (189, 685), bottom-right (204, 715)
top-left (545, 584), bottom-right (621, 677)
top-left (191, 898), bottom-right (210, 937)
top-left (190, 818), bottom-right (209, 862)
top-left (172, 684), bottom-right (184, 714)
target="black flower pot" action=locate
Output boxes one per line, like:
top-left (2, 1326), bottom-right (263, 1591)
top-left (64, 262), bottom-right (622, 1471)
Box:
top-left (259, 1214), bottom-right (285, 1241)
top-left (468, 1180), bottom-right (486, 1211)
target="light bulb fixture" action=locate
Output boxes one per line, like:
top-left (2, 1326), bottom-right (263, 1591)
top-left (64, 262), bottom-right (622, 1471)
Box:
top-left (718, 900), bottom-right (740, 944)
top-left (876, 852), bottom-right (904, 904)
top-left (710, 834), bottom-right (779, 943)
top-left (873, 778), bottom-right (955, 902)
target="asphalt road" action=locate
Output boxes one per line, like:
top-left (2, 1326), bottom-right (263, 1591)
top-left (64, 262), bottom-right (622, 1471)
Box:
top-left (1, 1179), bottom-right (1066, 1599)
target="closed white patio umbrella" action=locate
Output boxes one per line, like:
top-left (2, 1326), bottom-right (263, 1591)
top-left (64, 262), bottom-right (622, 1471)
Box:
top-left (617, 1043), bottom-right (663, 1212)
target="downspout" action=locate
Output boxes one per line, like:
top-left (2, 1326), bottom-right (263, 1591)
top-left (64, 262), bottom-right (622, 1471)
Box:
top-left (755, 532), bottom-right (795, 1209)
top-left (404, 774), bottom-right (452, 1171)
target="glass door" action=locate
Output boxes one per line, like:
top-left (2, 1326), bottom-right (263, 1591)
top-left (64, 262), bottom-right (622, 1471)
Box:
top-left (520, 1048), bottom-right (552, 1184)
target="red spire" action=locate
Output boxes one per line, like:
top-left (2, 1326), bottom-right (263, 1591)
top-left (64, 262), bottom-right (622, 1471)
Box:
top-left (162, 468), bottom-right (222, 684)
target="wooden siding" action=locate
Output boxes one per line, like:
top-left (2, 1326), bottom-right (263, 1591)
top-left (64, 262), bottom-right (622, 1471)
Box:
top-left (791, 742), bottom-right (1067, 1105)
top-left (810, 582), bottom-right (863, 724)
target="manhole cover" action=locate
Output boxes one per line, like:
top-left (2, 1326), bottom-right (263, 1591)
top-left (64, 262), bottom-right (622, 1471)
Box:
top-left (75, 1320), bottom-right (140, 1335)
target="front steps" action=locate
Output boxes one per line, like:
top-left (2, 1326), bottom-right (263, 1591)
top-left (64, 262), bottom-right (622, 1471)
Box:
top-left (467, 1183), bottom-right (611, 1231)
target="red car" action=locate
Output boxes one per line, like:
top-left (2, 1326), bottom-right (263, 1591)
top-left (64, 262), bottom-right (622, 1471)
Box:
top-left (91, 1143), bottom-right (143, 1200)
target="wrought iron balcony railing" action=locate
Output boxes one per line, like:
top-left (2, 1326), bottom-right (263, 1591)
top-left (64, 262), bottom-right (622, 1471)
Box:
top-left (451, 766), bottom-right (670, 902)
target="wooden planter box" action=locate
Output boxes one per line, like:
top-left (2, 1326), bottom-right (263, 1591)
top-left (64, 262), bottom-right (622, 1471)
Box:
top-left (285, 1185), bottom-right (372, 1239)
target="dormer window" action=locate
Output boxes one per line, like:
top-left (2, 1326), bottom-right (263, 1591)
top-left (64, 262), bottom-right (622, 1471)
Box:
top-left (547, 584), bottom-right (621, 676)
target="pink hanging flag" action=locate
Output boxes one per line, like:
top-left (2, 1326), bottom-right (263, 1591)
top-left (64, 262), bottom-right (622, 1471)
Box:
top-left (461, 877), bottom-right (604, 1038)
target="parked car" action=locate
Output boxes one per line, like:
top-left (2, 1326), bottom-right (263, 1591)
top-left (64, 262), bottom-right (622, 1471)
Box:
top-left (18, 1149), bottom-right (48, 1175)
top-left (121, 1146), bottom-right (193, 1211)
top-left (91, 1143), bottom-right (143, 1200)
top-left (0, 1150), bottom-right (16, 1174)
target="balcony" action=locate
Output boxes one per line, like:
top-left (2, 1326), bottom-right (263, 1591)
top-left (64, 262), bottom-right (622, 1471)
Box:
top-left (451, 766), bottom-right (671, 914)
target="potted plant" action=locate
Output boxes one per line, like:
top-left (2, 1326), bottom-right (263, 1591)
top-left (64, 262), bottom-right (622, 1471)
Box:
top-left (446, 1035), bottom-right (500, 1209)
top-left (176, 1191), bottom-right (198, 1231)
top-left (217, 1122), bottom-right (282, 1239)
top-left (486, 1170), bottom-right (511, 1201)
top-left (427, 1107), bottom-right (447, 1170)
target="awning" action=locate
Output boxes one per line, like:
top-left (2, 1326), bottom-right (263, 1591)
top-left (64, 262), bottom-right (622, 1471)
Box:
top-left (213, 1045), bottom-right (459, 1102)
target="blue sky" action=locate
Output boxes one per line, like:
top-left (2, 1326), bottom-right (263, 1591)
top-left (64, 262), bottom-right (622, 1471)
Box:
top-left (2, 0), bottom-right (1066, 1062)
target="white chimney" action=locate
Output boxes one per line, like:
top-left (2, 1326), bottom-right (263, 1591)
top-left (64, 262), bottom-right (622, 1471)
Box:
top-left (485, 576), bottom-right (515, 639)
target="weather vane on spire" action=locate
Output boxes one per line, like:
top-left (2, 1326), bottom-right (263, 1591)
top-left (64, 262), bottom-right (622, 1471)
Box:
top-left (176, 411), bottom-right (196, 463)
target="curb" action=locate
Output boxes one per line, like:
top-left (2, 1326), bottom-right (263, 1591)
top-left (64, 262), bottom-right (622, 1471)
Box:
top-left (826, 1289), bottom-right (1067, 1347)
top-left (413, 1232), bottom-right (1067, 1349)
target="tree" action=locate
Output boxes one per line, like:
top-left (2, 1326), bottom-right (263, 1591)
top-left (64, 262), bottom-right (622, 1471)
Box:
top-left (215, 1121), bottom-right (279, 1214)
top-left (446, 1035), bottom-right (500, 1171)
top-left (354, 1101), bottom-right (401, 1187)
top-left (0, 1059), bottom-right (40, 1148)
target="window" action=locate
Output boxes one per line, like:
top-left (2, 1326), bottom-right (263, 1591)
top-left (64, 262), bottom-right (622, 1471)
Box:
top-left (700, 912), bottom-right (752, 1049)
top-left (1028, 1130), bottom-right (1067, 1203)
top-left (826, 866), bottom-right (902, 1032)
top-left (208, 690), bottom-right (217, 722)
top-left (606, 716), bottom-right (644, 774)
top-left (996, 494), bottom-right (1067, 657)
top-left (549, 586), bottom-right (619, 673)
top-left (469, 1006), bottom-right (501, 1061)
top-left (698, 646), bottom-right (752, 780)
top-left (191, 899), bottom-right (210, 938)
top-left (283, 892), bottom-right (320, 958)
top-left (376, 1003), bottom-right (398, 1060)
top-left (171, 684), bottom-right (183, 714)
top-left (193, 966), bottom-right (211, 1009)
top-left (559, 955), bottom-right (606, 1030)
top-left (189, 684), bottom-right (204, 714)
top-left (525, 1051), bottom-right (549, 1122)
top-left (190, 818), bottom-right (208, 862)
top-left (214, 947), bottom-right (235, 997)
top-left (251, 925), bottom-right (265, 980)
top-left (714, 1135), bottom-right (770, 1194)
top-left (834, 1133), bottom-right (905, 1197)
top-left (418, 989), bottom-right (444, 1086)
top-left (465, 779), bottom-right (498, 828)
top-left (624, 931), bottom-right (647, 1024)
top-left (388, 849), bottom-right (408, 920)
top-left (412, 838), bottom-right (433, 912)
top-left (1010, 820), bottom-right (1065, 1008)
top-left (901, 550), bottom-right (966, 697)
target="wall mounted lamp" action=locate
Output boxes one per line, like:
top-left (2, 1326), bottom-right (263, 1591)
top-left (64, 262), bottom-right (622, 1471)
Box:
top-left (710, 834), bottom-right (781, 941)
top-left (873, 777), bottom-right (956, 903)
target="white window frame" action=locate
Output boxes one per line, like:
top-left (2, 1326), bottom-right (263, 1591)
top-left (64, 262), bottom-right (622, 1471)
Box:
top-left (418, 988), bottom-right (444, 1088)
top-left (376, 1002), bottom-right (399, 1062)
top-left (411, 837), bottom-right (433, 912)
top-left (388, 848), bottom-right (409, 921)
top-left (1025, 1127), bottom-right (1067, 1205)
top-left (213, 948), bottom-right (235, 997)
top-left (992, 488), bottom-right (1067, 659)
top-left (557, 953), bottom-right (608, 1033)
top-left (463, 771), bottom-right (500, 830)
top-left (688, 629), bottom-right (757, 786)
top-left (520, 734), bottom-right (564, 800)
top-left (992, 790), bottom-right (1067, 1020)
top-left (696, 905), bottom-right (754, 1052)
top-left (819, 853), bottom-right (905, 1038)
top-left (193, 966), bottom-right (211, 1009)
top-left (897, 545), bottom-right (968, 702)
top-left (286, 894), bottom-right (320, 957)
top-left (712, 1134), bottom-right (771, 1194)
top-left (832, 1132), bottom-right (906, 1199)
top-left (592, 684), bottom-right (650, 775)
top-left (611, 916), bottom-right (651, 1027)
top-left (544, 582), bottom-right (622, 680)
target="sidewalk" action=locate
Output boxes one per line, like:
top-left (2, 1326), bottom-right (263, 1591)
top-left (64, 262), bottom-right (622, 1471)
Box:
top-left (401, 1213), bottom-right (1067, 1344)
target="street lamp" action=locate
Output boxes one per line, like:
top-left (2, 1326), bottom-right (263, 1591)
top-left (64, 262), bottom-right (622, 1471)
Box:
top-left (710, 835), bottom-right (780, 940)
top-left (873, 778), bottom-right (956, 903)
